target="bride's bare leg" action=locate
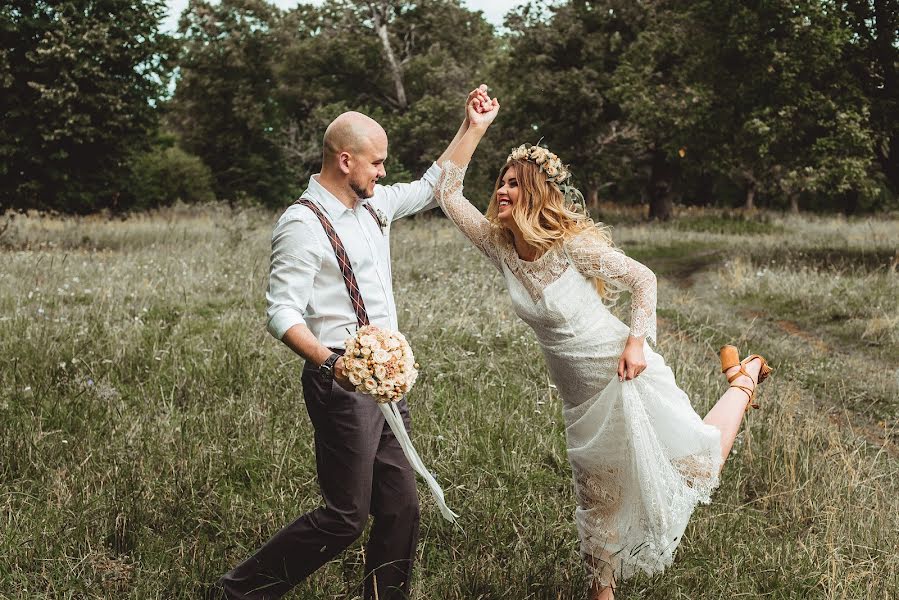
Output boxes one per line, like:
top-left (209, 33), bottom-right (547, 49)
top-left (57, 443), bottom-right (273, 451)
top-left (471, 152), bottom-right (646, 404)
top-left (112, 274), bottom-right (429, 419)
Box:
top-left (585, 555), bottom-right (616, 600)
top-left (589, 581), bottom-right (614, 600)
top-left (702, 357), bottom-right (763, 465)
top-left (589, 580), bottom-right (615, 600)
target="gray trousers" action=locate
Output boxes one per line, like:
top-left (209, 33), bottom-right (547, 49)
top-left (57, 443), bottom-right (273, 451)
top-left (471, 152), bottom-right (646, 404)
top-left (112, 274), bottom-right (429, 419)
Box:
top-left (219, 362), bottom-right (420, 599)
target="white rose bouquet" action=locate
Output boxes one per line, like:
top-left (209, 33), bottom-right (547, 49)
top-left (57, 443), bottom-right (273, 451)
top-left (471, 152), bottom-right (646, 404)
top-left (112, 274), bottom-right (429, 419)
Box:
top-left (343, 325), bottom-right (418, 403)
top-left (343, 325), bottom-right (458, 523)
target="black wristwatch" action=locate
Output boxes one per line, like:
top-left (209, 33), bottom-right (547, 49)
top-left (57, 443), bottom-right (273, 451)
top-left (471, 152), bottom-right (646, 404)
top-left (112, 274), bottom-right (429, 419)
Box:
top-left (319, 352), bottom-right (340, 382)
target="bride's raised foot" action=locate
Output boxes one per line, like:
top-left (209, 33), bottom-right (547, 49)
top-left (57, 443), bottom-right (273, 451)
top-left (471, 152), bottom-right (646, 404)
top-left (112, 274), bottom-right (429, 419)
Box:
top-left (719, 345), bottom-right (772, 411)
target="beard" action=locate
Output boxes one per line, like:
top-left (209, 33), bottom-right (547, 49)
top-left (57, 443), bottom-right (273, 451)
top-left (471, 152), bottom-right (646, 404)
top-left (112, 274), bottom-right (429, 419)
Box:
top-left (350, 177), bottom-right (373, 199)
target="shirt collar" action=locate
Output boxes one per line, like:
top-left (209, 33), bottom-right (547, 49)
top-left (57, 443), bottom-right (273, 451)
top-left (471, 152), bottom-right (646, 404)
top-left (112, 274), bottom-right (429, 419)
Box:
top-left (306, 175), bottom-right (357, 220)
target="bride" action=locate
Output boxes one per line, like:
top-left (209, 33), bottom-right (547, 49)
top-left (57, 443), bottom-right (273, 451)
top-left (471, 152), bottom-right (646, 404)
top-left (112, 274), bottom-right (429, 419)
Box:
top-left (438, 88), bottom-right (771, 599)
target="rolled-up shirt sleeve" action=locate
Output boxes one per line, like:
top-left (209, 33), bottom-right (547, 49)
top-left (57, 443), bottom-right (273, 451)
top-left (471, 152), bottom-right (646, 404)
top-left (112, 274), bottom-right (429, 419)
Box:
top-left (377, 162), bottom-right (443, 221)
top-left (266, 217), bottom-right (323, 340)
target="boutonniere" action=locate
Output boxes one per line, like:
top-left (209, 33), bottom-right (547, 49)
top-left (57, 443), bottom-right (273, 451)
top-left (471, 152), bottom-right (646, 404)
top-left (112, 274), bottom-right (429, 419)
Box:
top-left (374, 208), bottom-right (388, 234)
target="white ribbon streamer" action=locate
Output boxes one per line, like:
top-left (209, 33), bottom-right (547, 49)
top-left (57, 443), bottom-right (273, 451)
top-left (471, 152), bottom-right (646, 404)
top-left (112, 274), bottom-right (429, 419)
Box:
top-left (378, 402), bottom-right (459, 524)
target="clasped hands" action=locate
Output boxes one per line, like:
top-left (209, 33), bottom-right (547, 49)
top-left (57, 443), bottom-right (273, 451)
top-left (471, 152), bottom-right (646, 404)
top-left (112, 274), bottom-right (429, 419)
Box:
top-left (466, 84), bottom-right (499, 129)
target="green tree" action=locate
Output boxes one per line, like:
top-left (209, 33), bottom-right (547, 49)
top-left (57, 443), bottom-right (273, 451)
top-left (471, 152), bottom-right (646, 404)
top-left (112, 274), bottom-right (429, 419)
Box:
top-left (170, 0), bottom-right (291, 206)
top-left (839, 0), bottom-right (898, 198)
top-left (684, 0), bottom-right (878, 211)
top-left (499, 1), bottom-right (652, 216)
top-left (610, 2), bottom-right (704, 220)
top-left (274, 0), bottom-right (497, 192)
top-left (612, 0), bottom-right (881, 214)
top-left (129, 140), bottom-right (216, 211)
top-left (0, 0), bottom-right (173, 212)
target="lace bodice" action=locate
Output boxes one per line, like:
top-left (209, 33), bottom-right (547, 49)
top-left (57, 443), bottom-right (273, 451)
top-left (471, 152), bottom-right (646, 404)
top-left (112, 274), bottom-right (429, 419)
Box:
top-left (434, 161), bottom-right (657, 341)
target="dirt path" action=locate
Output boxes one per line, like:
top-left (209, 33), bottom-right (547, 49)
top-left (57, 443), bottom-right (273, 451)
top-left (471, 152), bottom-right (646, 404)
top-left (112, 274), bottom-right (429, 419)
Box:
top-left (650, 248), bottom-right (724, 289)
top-left (645, 248), bottom-right (897, 457)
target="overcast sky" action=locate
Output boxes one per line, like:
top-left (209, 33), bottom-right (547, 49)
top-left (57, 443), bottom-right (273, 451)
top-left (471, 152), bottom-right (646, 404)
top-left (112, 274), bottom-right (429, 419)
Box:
top-left (161, 0), bottom-right (527, 32)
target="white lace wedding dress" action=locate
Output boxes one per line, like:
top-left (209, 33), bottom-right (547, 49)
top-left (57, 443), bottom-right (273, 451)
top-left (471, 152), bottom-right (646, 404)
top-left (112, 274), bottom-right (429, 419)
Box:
top-left (435, 162), bottom-right (724, 585)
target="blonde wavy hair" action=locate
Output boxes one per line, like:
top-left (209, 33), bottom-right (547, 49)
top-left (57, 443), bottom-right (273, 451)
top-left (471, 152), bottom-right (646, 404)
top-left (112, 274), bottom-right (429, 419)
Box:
top-left (486, 159), bottom-right (616, 299)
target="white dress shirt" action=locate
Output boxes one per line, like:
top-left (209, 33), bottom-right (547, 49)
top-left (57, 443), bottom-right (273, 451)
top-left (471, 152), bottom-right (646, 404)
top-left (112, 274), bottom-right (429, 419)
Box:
top-left (266, 163), bottom-right (442, 348)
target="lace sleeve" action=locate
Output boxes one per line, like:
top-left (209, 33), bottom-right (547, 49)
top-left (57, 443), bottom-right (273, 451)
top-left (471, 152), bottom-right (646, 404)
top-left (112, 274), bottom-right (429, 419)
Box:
top-left (434, 161), bottom-right (503, 270)
top-left (565, 231), bottom-right (658, 343)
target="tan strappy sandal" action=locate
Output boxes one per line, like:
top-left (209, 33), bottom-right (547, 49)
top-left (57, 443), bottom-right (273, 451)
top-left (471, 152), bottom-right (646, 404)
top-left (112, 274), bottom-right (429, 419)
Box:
top-left (719, 345), bottom-right (772, 411)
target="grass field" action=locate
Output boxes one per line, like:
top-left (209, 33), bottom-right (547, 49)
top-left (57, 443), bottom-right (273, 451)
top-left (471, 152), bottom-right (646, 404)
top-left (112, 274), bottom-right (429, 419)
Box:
top-left (1, 206), bottom-right (897, 599)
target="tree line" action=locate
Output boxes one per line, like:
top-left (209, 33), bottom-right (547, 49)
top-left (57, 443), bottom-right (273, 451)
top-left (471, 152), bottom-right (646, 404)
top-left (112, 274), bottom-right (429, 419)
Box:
top-left (1, 0), bottom-right (896, 217)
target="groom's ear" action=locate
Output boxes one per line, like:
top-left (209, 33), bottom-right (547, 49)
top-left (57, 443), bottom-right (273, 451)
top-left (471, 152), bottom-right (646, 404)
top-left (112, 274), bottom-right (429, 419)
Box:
top-left (338, 151), bottom-right (352, 175)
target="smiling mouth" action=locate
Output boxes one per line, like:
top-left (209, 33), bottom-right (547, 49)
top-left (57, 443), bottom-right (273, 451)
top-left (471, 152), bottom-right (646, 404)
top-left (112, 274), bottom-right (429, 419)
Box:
top-left (498, 199), bottom-right (511, 208)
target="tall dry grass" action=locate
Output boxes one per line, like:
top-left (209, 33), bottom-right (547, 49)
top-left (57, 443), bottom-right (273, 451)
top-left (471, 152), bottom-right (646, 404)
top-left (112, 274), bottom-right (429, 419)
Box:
top-left (1, 207), bottom-right (896, 599)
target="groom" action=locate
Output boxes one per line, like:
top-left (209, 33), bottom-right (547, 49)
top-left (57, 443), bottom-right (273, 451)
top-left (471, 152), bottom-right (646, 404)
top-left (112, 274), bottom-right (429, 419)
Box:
top-left (218, 86), bottom-right (494, 600)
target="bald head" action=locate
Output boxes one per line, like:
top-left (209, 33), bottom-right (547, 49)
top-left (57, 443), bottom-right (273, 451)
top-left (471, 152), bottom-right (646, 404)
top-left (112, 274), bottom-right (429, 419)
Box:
top-left (319, 111), bottom-right (389, 201)
top-left (322, 111), bottom-right (388, 167)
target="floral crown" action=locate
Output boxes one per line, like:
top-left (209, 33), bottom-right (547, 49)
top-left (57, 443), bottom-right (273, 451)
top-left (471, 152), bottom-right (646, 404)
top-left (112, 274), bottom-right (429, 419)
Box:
top-left (507, 143), bottom-right (585, 207)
